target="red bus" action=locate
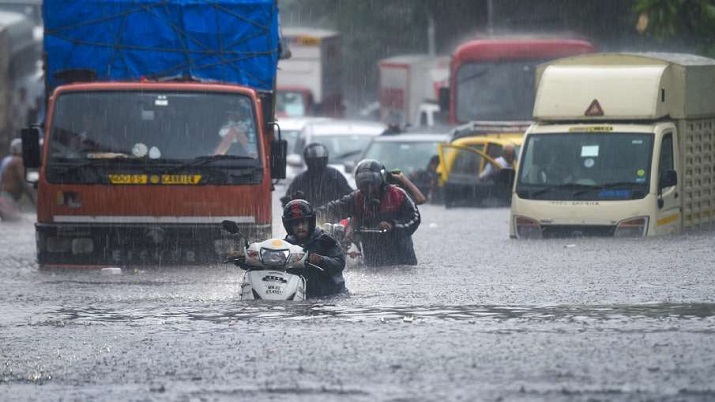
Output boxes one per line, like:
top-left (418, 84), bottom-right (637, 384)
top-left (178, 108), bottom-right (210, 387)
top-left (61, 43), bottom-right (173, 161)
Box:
top-left (446, 36), bottom-right (596, 125)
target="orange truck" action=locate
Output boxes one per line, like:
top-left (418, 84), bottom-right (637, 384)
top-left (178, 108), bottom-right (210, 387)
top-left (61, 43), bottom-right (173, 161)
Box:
top-left (21, 0), bottom-right (286, 267)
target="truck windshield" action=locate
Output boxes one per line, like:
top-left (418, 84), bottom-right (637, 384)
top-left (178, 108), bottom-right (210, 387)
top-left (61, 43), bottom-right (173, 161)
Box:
top-left (47, 91), bottom-right (261, 163)
top-left (516, 132), bottom-right (654, 201)
top-left (455, 59), bottom-right (545, 122)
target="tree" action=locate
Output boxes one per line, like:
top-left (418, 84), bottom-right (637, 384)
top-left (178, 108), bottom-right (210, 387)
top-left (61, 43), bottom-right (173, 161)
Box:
top-left (634, 0), bottom-right (715, 57)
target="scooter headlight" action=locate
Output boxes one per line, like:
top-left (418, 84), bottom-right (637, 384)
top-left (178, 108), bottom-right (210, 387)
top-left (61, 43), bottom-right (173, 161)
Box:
top-left (260, 248), bottom-right (290, 266)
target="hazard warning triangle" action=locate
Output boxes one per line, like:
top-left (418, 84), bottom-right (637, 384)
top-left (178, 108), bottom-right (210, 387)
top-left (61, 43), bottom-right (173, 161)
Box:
top-left (585, 99), bottom-right (604, 116)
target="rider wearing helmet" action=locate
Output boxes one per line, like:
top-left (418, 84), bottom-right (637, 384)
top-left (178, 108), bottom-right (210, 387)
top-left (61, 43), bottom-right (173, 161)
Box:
top-left (282, 199), bottom-right (347, 297)
top-left (281, 142), bottom-right (353, 208)
top-left (317, 158), bottom-right (421, 266)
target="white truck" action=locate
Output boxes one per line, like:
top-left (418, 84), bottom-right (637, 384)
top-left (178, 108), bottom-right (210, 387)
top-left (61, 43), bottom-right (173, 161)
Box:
top-left (276, 27), bottom-right (342, 118)
top-left (510, 52), bottom-right (715, 238)
top-left (378, 54), bottom-right (449, 128)
top-left (0, 10), bottom-right (40, 151)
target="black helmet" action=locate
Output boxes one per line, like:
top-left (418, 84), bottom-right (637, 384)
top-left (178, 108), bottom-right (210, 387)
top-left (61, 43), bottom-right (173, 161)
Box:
top-left (354, 158), bottom-right (387, 193)
top-left (303, 142), bottom-right (329, 171)
top-left (282, 199), bottom-right (316, 235)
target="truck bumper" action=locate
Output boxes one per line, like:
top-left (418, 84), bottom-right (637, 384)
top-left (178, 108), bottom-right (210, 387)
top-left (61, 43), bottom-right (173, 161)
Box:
top-left (35, 222), bottom-right (271, 267)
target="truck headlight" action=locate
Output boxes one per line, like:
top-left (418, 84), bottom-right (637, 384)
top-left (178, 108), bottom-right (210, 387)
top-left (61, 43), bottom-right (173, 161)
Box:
top-left (514, 215), bottom-right (542, 239)
top-left (614, 216), bottom-right (648, 237)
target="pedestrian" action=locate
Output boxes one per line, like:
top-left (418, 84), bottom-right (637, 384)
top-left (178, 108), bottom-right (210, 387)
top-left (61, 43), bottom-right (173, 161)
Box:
top-left (281, 142), bottom-right (353, 207)
top-left (408, 154), bottom-right (441, 203)
top-left (1, 139), bottom-right (36, 222)
top-left (317, 158), bottom-right (421, 266)
top-left (282, 199), bottom-right (347, 298)
top-left (479, 143), bottom-right (516, 181)
top-left (387, 169), bottom-right (427, 205)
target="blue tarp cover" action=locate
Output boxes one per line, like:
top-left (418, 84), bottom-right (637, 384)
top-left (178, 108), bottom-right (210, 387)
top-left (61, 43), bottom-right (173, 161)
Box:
top-left (43, 0), bottom-right (279, 92)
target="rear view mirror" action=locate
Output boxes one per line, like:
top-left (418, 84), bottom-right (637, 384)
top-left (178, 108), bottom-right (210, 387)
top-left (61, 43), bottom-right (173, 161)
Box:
top-left (221, 220), bottom-right (241, 234)
top-left (21, 127), bottom-right (42, 169)
top-left (286, 154), bottom-right (302, 167)
top-left (438, 87), bottom-right (450, 112)
top-left (660, 169), bottom-right (677, 189)
top-left (270, 139), bottom-right (287, 179)
top-left (344, 160), bottom-right (357, 174)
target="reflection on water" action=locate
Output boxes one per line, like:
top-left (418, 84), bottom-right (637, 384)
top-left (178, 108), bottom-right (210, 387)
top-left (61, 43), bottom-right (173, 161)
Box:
top-left (36, 302), bottom-right (715, 327)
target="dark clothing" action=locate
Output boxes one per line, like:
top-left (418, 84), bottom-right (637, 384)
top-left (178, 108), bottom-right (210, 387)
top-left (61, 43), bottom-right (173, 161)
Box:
top-left (284, 228), bottom-right (346, 298)
top-left (282, 167), bottom-right (353, 208)
top-left (317, 184), bottom-right (421, 267)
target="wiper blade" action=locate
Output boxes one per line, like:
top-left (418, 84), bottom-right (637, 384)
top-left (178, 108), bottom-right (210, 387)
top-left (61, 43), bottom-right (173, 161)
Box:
top-left (530, 183), bottom-right (591, 197)
top-left (55, 159), bottom-right (105, 175)
top-left (572, 181), bottom-right (640, 197)
top-left (165, 155), bottom-right (254, 175)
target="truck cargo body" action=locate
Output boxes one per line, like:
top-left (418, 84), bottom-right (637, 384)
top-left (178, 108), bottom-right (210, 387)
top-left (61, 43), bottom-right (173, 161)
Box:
top-left (276, 27), bottom-right (342, 117)
top-left (378, 54), bottom-right (449, 127)
top-left (510, 53), bottom-right (715, 238)
top-left (0, 10), bottom-right (40, 152)
top-left (28, 0), bottom-right (281, 266)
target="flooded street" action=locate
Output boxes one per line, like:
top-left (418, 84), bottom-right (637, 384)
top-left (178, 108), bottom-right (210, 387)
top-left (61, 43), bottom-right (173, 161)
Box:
top-left (2, 192), bottom-right (715, 401)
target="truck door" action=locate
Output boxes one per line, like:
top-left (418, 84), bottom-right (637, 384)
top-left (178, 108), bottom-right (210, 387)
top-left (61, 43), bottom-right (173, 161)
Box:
top-left (654, 131), bottom-right (680, 235)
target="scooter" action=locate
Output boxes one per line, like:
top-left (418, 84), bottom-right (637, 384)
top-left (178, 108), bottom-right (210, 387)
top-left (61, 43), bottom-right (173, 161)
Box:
top-left (221, 220), bottom-right (312, 301)
top-left (320, 220), bottom-right (387, 268)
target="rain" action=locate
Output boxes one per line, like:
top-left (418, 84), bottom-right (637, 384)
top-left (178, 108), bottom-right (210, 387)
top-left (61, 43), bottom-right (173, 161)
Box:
top-left (2, 1), bottom-right (715, 401)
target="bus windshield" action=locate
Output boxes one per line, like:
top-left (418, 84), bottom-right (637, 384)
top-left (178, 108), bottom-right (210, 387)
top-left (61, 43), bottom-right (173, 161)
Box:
top-left (455, 59), bottom-right (545, 122)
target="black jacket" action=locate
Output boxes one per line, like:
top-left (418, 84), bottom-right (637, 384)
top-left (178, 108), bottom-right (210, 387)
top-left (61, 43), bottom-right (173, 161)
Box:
top-left (282, 166), bottom-right (353, 208)
top-left (284, 228), bottom-right (346, 298)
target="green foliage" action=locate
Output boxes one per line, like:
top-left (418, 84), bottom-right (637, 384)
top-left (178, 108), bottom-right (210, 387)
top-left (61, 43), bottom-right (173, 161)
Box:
top-left (634, 0), bottom-right (715, 57)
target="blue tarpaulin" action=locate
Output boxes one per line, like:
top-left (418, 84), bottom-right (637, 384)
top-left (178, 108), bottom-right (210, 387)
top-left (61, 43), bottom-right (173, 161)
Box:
top-left (43, 0), bottom-right (279, 92)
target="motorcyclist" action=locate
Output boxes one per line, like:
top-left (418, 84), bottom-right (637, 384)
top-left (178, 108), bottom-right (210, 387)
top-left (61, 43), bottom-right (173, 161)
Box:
top-left (317, 159), bottom-right (421, 266)
top-left (282, 199), bottom-right (347, 297)
top-left (281, 142), bottom-right (353, 208)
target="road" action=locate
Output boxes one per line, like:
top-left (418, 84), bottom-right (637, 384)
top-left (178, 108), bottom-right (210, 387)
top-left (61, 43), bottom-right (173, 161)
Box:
top-left (1, 196), bottom-right (715, 401)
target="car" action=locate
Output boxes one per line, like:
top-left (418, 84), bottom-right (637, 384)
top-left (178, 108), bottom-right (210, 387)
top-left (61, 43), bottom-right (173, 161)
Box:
top-left (352, 129), bottom-right (451, 199)
top-left (276, 116), bottom-right (331, 183)
top-left (438, 122), bottom-right (526, 208)
top-left (287, 119), bottom-right (387, 181)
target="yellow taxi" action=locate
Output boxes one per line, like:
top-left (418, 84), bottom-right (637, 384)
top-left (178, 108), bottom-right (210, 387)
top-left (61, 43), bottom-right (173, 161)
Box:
top-left (437, 122), bottom-right (526, 207)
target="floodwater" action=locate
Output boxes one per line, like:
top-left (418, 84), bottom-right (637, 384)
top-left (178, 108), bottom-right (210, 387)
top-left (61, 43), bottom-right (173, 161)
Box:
top-left (2, 192), bottom-right (715, 401)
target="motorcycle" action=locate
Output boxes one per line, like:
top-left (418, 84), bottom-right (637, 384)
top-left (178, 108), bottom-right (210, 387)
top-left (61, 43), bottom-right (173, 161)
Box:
top-left (320, 219), bottom-right (387, 268)
top-left (221, 220), bottom-right (317, 301)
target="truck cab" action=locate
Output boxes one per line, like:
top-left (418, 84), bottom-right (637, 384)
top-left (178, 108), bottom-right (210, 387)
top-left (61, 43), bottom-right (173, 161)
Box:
top-left (510, 52), bottom-right (715, 238)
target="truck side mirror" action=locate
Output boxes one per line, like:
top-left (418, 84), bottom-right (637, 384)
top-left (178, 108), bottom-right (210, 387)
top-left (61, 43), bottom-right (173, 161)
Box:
top-left (438, 87), bottom-right (450, 112)
top-left (659, 169), bottom-right (677, 189)
top-left (271, 139), bottom-right (287, 180)
top-left (286, 154), bottom-right (302, 167)
top-left (344, 160), bottom-right (357, 175)
top-left (21, 127), bottom-right (42, 169)
top-left (258, 91), bottom-right (275, 128)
